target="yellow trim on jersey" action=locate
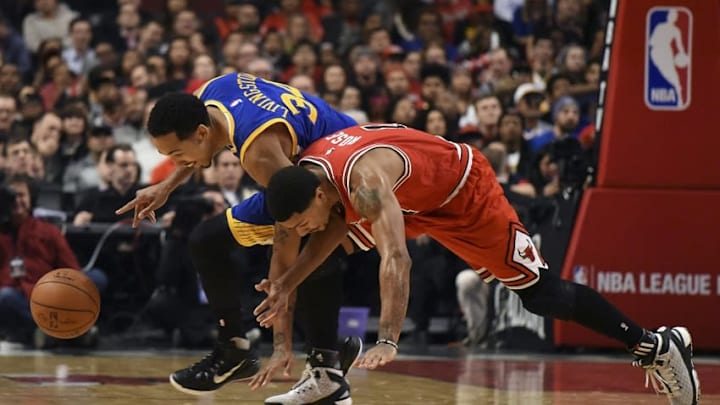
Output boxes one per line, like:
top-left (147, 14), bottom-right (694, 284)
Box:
top-left (193, 75), bottom-right (224, 99)
top-left (204, 100), bottom-right (237, 154)
top-left (225, 209), bottom-right (275, 247)
top-left (239, 118), bottom-right (299, 165)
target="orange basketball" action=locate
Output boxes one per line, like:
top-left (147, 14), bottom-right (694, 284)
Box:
top-left (30, 269), bottom-right (101, 339)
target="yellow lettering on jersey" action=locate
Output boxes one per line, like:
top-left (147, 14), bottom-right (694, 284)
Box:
top-left (262, 79), bottom-right (318, 124)
top-left (248, 93), bottom-right (265, 104)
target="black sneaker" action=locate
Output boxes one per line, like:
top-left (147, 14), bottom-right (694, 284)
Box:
top-left (169, 338), bottom-right (260, 395)
top-left (338, 336), bottom-right (362, 376)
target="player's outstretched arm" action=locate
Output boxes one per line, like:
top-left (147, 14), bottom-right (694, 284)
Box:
top-left (350, 166), bottom-right (411, 370)
top-left (115, 165), bottom-right (194, 227)
top-left (254, 213), bottom-right (348, 327)
top-left (250, 223), bottom-right (301, 388)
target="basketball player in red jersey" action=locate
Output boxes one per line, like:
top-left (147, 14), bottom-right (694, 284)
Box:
top-left (255, 123), bottom-right (700, 405)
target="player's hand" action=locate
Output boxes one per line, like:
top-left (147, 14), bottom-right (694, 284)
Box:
top-left (115, 183), bottom-right (168, 227)
top-left (248, 346), bottom-right (294, 390)
top-left (356, 343), bottom-right (397, 369)
top-left (254, 279), bottom-right (290, 328)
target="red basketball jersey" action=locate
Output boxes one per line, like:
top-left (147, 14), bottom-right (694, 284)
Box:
top-left (300, 123), bottom-right (547, 290)
top-left (298, 124), bottom-right (474, 250)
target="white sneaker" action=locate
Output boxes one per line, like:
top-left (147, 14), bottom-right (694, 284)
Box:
top-left (265, 349), bottom-right (352, 405)
top-left (633, 326), bottom-right (700, 405)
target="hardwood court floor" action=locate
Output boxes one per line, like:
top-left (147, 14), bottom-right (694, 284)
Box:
top-left (0, 349), bottom-right (717, 404)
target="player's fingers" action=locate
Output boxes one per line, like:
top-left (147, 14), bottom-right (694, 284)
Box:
top-left (249, 369), bottom-right (269, 390)
top-left (115, 198), bottom-right (137, 215)
top-left (255, 279), bottom-right (271, 292)
top-left (147, 210), bottom-right (156, 223)
top-left (138, 203), bottom-right (157, 220)
top-left (253, 298), bottom-right (270, 316)
top-left (131, 205), bottom-right (141, 228)
top-left (284, 359), bottom-right (292, 376)
top-left (248, 373), bottom-right (262, 389)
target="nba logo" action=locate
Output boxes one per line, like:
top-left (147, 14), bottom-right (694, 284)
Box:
top-left (572, 265), bottom-right (588, 286)
top-left (645, 7), bottom-right (692, 110)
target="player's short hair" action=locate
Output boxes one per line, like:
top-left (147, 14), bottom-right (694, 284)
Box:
top-left (147, 93), bottom-right (209, 140)
top-left (266, 166), bottom-right (321, 222)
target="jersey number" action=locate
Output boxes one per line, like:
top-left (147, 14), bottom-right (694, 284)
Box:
top-left (264, 79), bottom-right (318, 124)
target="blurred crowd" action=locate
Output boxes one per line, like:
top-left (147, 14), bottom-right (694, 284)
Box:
top-left (0, 0), bottom-right (605, 349)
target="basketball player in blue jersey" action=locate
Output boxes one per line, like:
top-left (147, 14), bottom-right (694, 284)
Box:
top-left (116, 73), bottom-right (360, 404)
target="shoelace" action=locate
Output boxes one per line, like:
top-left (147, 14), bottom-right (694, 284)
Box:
top-left (291, 363), bottom-right (315, 390)
top-left (633, 359), bottom-right (681, 397)
top-left (190, 347), bottom-right (223, 374)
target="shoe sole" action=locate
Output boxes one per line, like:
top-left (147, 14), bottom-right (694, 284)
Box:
top-left (340, 337), bottom-right (363, 376)
top-left (670, 327), bottom-right (700, 405)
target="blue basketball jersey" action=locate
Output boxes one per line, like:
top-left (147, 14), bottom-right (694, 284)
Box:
top-left (193, 73), bottom-right (356, 244)
top-left (195, 72), bottom-right (356, 163)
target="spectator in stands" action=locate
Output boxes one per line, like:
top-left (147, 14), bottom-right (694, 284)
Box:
top-left (497, 111), bottom-right (534, 189)
top-left (0, 174), bottom-right (107, 345)
top-left (73, 143), bottom-right (141, 224)
top-left (399, 8), bottom-right (456, 60)
top-left (22, 0), bottom-right (77, 53)
top-left (419, 63), bottom-right (450, 110)
top-left (215, 0), bottom-right (261, 43)
top-left (62, 17), bottom-right (97, 77)
top-left (384, 66), bottom-right (411, 99)
top-left (62, 125), bottom-right (113, 194)
top-left (514, 83), bottom-right (552, 141)
top-left (186, 54), bottom-right (217, 94)
top-left (58, 105), bottom-right (88, 167)
top-left (529, 95), bottom-right (581, 153)
top-left (418, 108), bottom-right (449, 138)
top-left (0, 93), bottom-right (17, 141)
top-left (0, 15), bottom-right (31, 79)
top-left (30, 112), bottom-right (63, 184)
top-left (280, 40), bottom-right (321, 85)
top-left (338, 85), bottom-right (368, 124)
top-left (136, 20), bottom-right (166, 57)
top-left (348, 46), bottom-right (388, 120)
top-left (545, 73), bottom-right (573, 111)
top-left (319, 64), bottom-right (346, 96)
top-left (287, 73), bottom-right (316, 96)
top-left (233, 41), bottom-right (259, 73)
top-left (171, 9), bottom-right (199, 39)
top-left (4, 134), bottom-right (33, 178)
top-left (512, 0), bottom-right (551, 48)
top-left (246, 57), bottom-right (275, 82)
top-left (166, 37), bottom-right (192, 83)
top-left (387, 96), bottom-right (417, 126)
top-left (262, 0), bottom-right (322, 42)
top-left (473, 94), bottom-right (504, 145)
top-left (422, 42), bottom-right (448, 66)
top-left (212, 149), bottom-right (259, 207)
top-left (0, 64), bottom-right (23, 97)
top-left (478, 47), bottom-right (524, 100)
top-left (527, 33), bottom-right (556, 85)
top-left (321, 0), bottom-right (362, 55)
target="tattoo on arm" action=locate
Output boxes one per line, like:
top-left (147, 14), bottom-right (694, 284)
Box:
top-left (274, 226), bottom-right (289, 245)
top-left (353, 184), bottom-right (382, 220)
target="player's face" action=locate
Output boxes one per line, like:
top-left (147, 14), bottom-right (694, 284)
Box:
top-left (151, 126), bottom-right (214, 169)
top-left (279, 190), bottom-right (331, 237)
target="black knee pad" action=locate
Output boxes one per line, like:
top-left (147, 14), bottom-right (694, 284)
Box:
top-left (514, 271), bottom-right (577, 320)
